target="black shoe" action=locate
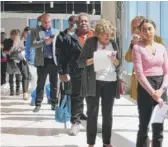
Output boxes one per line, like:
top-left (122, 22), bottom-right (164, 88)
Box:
top-left (10, 90), bottom-right (14, 96)
top-left (51, 105), bottom-right (56, 111)
top-left (80, 113), bottom-right (87, 120)
top-left (33, 106), bottom-right (41, 112)
top-left (16, 89), bottom-right (20, 95)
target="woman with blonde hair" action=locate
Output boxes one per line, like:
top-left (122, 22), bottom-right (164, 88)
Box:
top-left (125, 16), bottom-right (165, 100)
top-left (4, 29), bottom-right (30, 99)
top-left (19, 27), bottom-right (31, 100)
top-left (3, 29), bottom-right (23, 96)
top-left (78, 19), bottom-right (120, 147)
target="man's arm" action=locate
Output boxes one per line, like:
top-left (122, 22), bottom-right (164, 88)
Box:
top-left (56, 34), bottom-right (69, 75)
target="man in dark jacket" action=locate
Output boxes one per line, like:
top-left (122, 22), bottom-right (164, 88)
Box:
top-left (56, 13), bottom-right (94, 136)
top-left (57, 15), bottom-right (88, 120)
top-left (56, 15), bottom-right (77, 68)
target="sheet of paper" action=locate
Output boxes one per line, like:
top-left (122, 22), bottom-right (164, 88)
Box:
top-left (150, 104), bottom-right (168, 124)
top-left (93, 50), bottom-right (115, 72)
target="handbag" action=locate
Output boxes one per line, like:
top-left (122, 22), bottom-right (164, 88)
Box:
top-left (10, 50), bottom-right (23, 61)
top-left (55, 95), bottom-right (71, 128)
top-left (55, 82), bottom-right (71, 128)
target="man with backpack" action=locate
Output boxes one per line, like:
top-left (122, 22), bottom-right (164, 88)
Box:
top-left (57, 13), bottom-right (94, 136)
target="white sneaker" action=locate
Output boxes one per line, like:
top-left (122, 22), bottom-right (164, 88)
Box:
top-left (69, 123), bottom-right (80, 136)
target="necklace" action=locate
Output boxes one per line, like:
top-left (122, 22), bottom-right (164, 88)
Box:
top-left (145, 42), bottom-right (156, 55)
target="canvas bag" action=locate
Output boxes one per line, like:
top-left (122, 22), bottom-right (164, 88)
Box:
top-left (55, 82), bottom-right (71, 128)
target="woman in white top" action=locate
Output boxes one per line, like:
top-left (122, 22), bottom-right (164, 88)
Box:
top-left (78, 19), bottom-right (120, 147)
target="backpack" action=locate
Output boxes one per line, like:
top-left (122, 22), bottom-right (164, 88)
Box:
top-left (55, 82), bottom-right (71, 128)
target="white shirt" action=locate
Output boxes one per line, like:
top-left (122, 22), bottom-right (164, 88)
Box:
top-left (96, 41), bottom-right (117, 82)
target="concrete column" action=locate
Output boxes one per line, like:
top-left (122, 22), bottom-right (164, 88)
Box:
top-left (58, 19), bottom-right (63, 31)
top-left (101, 1), bottom-right (116, 27)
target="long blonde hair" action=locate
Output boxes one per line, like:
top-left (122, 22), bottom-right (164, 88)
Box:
top-left (131, 16), bottom-right (145, 34)
top-left (10, 29), bottom-right (25, 52)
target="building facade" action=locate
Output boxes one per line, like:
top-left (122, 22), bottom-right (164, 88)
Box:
top-left (121, 1), bottom-right (168, 73)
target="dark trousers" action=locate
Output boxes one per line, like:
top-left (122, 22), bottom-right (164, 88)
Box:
top-left (17, 60), bottom-right (29, 93)
top-left (1, 62), bottom-right (7, 85)
top-left (70, 74), bottom-right (84, 124)
top-left (36, 58), bottom-right (58, 107)
top-left (9, 74), bottom-right (21, 91)
top-left (136, 76), bottom-right (166, 147)
top-left (86, 80), bottom-right (116, 145)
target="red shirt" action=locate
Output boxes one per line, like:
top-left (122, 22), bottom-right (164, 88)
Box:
top-left (77, 30), bottom-right (94, 47)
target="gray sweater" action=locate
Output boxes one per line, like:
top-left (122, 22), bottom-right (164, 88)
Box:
top-left (78, 37), bottom-right (121, 98)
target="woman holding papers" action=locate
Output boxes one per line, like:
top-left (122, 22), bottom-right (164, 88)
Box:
top-left (132, 19), bottom-right (168, 147)
top-left (78, 19), bottom-right (120, 147)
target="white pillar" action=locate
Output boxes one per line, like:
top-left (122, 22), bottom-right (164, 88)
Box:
top-left (58, 19), bottom-right (63, 31)
top-left (101, 1), bottom-right (116, 27)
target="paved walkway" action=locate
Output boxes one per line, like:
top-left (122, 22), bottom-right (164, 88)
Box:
top-left (0, 85), bottom-right (168, 147)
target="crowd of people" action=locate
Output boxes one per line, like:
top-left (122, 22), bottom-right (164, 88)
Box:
top-left (1, 13), bottom-right (168, 147)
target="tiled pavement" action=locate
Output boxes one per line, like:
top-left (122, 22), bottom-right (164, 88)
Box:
top-left (0, 84), bottom-right (168, 147)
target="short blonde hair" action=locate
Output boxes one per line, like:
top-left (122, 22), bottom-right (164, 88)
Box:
top-left (131, 16), bottom-right (145, 34)
top-left (95, 19), bottom-right (115, 39)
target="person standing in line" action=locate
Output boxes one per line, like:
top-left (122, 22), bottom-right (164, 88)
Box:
top-left (125, 16), bottom-right (165, 100)
top-left (78, 19), bottom-right (120, 147)
top-left (3, 30), bottom-right (22, 96)
top-left (1, 32), bottom-right (8, 86)
top-left (25, 27), bottom-right (37, 91)
top-left (16, 26), bottom-right (31, 100)
top-left (57, 13), bottom-right (94, 136)
top-left (132, 19), bottom-right (168, 147)
top-left (56, 15), bottom-right (87, 120)
top-left (30, 13), bottom-right (59, 112)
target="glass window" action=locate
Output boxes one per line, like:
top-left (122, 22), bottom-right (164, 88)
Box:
top-left (29, 19), bottom-right (38, 28)
top-left (63, 19), bottom-right (68, 30)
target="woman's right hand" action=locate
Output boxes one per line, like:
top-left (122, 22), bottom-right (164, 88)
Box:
top-left (152, 93), bottom-right (164, 108)
top-left (86, 58), bottom-right (94, 66)
top-left (131, 34), bottom-right (141, 45)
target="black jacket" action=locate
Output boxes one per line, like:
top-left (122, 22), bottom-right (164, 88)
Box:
top-left (78, 36), bottom-right (121, 99)
top-left (56, 30), bottom-right (83, 77)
